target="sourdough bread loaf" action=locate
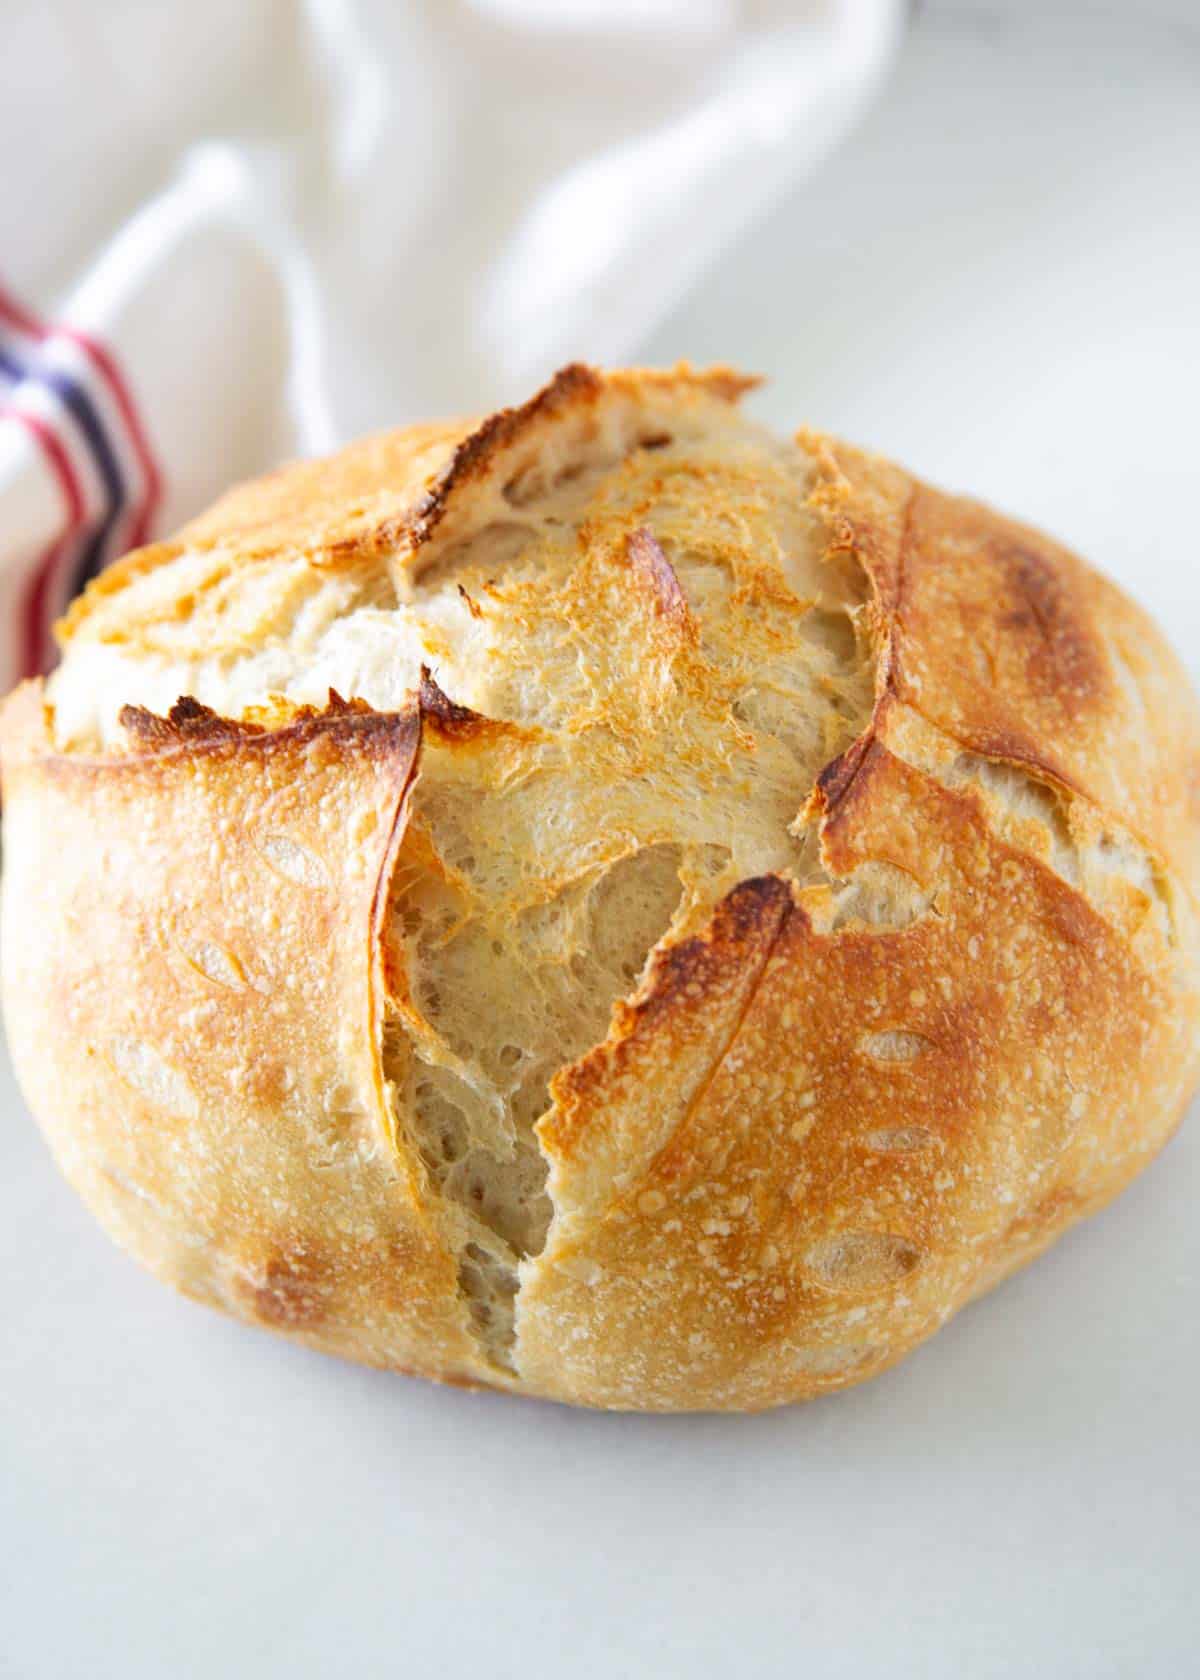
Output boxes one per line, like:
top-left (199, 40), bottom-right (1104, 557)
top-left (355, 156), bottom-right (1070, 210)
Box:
top-left (4, 363), bottom-right (1198, 1409)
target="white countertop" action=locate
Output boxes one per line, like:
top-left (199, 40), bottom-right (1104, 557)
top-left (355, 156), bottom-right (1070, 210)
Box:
top-left (3, 6), bottom-right (1199, 1676)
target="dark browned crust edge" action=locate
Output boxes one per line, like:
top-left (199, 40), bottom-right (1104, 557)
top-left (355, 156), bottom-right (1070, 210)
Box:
top-left (106, 692), bottom-right (421, 766)
top-left (398, 363), bottom-right (759, 561)
top-left (404, 363), bottom-right (601, 552)
top-left (415, 666), bottom-right (493, 745)
top-left (541, 875), bottom-right (793, 1160)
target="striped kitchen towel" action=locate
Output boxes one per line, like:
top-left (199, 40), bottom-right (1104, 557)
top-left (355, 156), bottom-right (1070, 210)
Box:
top-left (0, 285), bottom-right (160, 679)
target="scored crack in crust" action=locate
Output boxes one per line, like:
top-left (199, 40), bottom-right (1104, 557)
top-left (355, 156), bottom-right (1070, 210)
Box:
top-left (3, 362), bottom-right (1199, 1409)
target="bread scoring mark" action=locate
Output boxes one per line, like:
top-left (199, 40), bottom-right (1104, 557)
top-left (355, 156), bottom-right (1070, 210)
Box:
top-left (387, 840), bottom-right (693, 1371)
top-left (896, 724), bottom-right (1180, 955)
top-left (797, 474), bottom-right (913, 833)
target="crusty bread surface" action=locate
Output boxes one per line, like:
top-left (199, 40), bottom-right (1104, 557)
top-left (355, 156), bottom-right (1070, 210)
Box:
top-left (4, 363), bottom-right (1198, 1409)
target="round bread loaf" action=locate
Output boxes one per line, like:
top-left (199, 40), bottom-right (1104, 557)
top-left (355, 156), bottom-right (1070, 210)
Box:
top-left (4, 364), bottom-right (1198, 1410)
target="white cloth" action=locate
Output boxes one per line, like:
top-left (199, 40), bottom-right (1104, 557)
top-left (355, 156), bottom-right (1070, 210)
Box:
top-left (0, 0), bottom-right (903, 685)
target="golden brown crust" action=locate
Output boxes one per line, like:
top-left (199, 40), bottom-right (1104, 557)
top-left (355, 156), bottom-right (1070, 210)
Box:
top-left (521, 740), bottom-right (1197, 1409)
top-left (6, 362), bottom-right (1199, 1410)
top-left (804, 433), bottom-right (1200, 892)
top-left (0, 682), bottom-right (504, 1387)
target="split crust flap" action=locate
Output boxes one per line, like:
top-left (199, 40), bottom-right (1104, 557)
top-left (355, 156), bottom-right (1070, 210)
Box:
top-left (0, 683), bottom-right (494, 1383)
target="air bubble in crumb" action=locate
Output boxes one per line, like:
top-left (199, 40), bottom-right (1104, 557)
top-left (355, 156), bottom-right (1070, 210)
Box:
top-left (862, 1126), bottom-right (937, 1154)
top-left (806, 1231), bottom-right (922, 1291)
top-left (861, 1030), bottom-right (930, 1063)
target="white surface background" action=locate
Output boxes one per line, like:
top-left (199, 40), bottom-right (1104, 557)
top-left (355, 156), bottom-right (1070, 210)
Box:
top-left (3, 4), bottom-right (1200, 1676)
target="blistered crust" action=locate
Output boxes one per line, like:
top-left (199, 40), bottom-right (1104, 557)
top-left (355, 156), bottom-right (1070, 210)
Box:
top-left (0, 682), bottom-right (503, 1386)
